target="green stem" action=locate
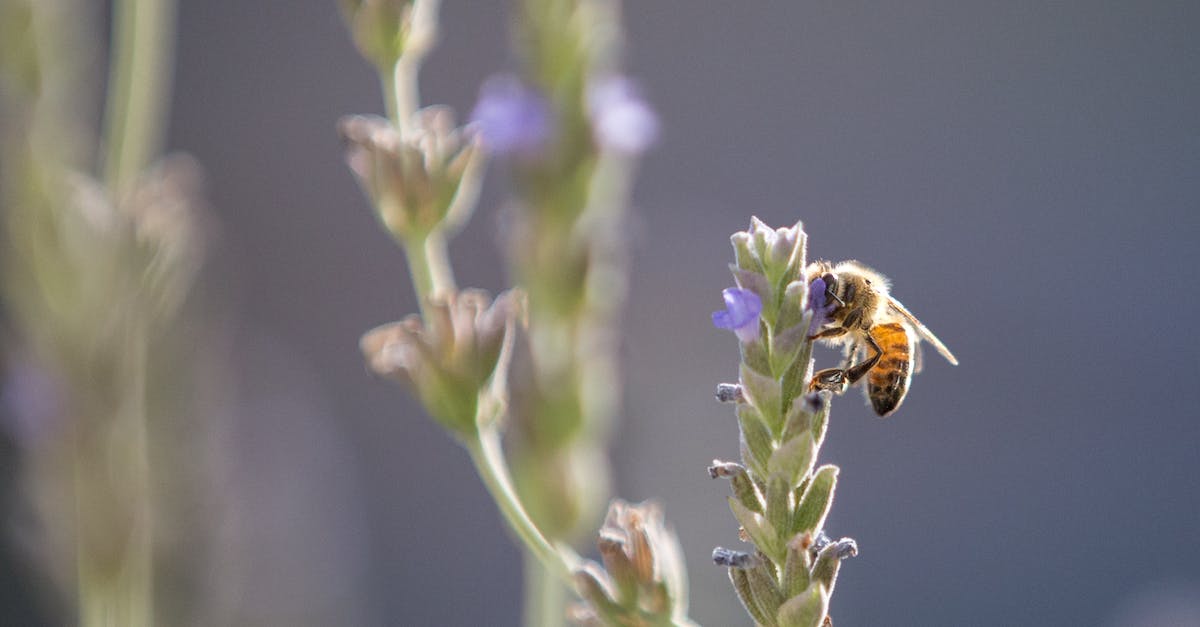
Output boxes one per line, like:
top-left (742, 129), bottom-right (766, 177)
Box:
top-left (380, 69), bottom-right (401, 127)
top-left (380, 0), bottom-right (440, 133)
top-left (77, 327), bottom-right (153, 627)
top-left (523, 555), bottom-right (566, 627)
top-left (101, 0), bottom-right (177, 194)
top-left (465, 427), bottom-right (579, 582)
top-left (403, 233), bottom-right (436, 305)
top-left (423, 230), bottom-right (455, 294)
top-left (402, 230), bottom-right (456, 318)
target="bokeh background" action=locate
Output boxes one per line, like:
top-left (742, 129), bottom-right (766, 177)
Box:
top-left (4, 1), bottom-right (1200, 625)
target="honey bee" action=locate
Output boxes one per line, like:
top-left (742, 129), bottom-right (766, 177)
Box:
top-left (806, 260), bottom-right (958, 416)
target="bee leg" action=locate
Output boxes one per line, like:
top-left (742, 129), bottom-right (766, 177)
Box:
top-left (841, 341), bottom-right (860, 370)
top-left (844, 333), bottom-right (883, 384)
top-left (809, 368), bottom-right (848, 393)
top-left (809, 326), bottom-right (848, 341)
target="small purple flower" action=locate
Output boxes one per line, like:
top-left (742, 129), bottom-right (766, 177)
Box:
top-left (712, 288), bottom-right (762, 343)
top-left (469, 74), bottom-right (552, 157)
top-left (806, 277), bottom-right (834, 334)
top-left (587, 76), bottom-right (659, 154)
top-left (1, 361), bottom-right (61, 447)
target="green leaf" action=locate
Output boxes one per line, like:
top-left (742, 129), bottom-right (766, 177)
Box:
top-left (730, 568), bottom-right (772, 627)
top-left (731, 231), bottom-right (762, 274)
top-left (765, 474), bottom-right (791, 538)
top-left (791, 465), bottom-right (838, 535)
top-left (779, 325), bottom-right (814, 411)
top-left (768, 434), bottom-right (815, 488)
top-left (780, 399), bottom-right (814, 443)
top-left (741, 362), bottom-right (782, 431)
top-left (747, 561), bottom-right (785, 626)
top-left (738, 405), bottom-right (773, 478)
top-left (728, 497), bottom-right (780, 562)
top-left (731, 472), bottom-right (763, 514)
top-left (776, 280), bottom-right (809, 332)
top-left (781, 534), bottom-right (812, 598)
top-left (776, 583), bottom-right (828, 627)
top-left (742, 333), bottom-right (773, 377)
top-left (810, 391), bottom-right (831, 447)
top-left (769, 322), bottom-right (809, 378)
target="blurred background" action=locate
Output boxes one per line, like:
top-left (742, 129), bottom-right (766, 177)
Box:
top-left (3, 1), bottom-right (1199, 625)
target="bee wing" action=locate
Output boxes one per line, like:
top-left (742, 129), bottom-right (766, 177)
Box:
top-left (886, 296), bottom-right (959, 366)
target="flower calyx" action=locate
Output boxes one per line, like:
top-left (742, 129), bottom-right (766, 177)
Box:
top-left (339, 108), bottom-right (483, 242)
top-left (571, 500), bottom-right (693, 627)
top-left (360, 288), bottom-right (523, 437)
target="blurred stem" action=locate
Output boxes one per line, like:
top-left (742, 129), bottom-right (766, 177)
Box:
top-left (77, 327), bottom-right (153, 627)
top-left (466, 426), bottom-right (579, 584)
top-left (101, 0), bottom-right (177, 194)
top-left (402, 230), bottom-right (456, 315)
top-left (523, 557), bottom-right (565, 627)
top-left (382, 0), bottom-right (440, 134)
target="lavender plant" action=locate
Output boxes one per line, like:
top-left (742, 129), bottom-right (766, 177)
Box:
top-left (708, 219), bottom-right (858, 627)
top-left (339, 1), bottom-right (684, 626)
top-left (1, 0), bottom-right (213, 624)
top-left (339, 2), bottom-right (877, 625)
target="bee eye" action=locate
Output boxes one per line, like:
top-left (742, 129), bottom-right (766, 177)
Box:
top-left (819, 272), bottom-right (845, 307)
top-left (821, 273), bottom-right (838, 293)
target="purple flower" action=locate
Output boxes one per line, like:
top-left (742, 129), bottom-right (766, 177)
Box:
top-left (806, 277), bottom-right (834, 334)
top-left (469, 74), bottom-right (552, 156)
top-left (712, 288), bottom-right (762, 343)
top-left (1, 360), bottom-right (61, 447)
top-left (587, 76), bottom-right (659, 154)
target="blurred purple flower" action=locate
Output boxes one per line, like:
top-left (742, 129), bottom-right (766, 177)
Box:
top-left (0, 361), bottom-right (61, 447)
top-left (712, 288), bottom-right (762, 343)
top-left (587, 76), bottom-right (659, 154)
top-left (469, 74), bottom-right (552, 156)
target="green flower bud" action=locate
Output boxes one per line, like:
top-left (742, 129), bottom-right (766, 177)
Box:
top-left (360, 288), bottom-right (521, 437)
top-left (339, 108), bottom-right (483, 242)
top-left (338, 0), bottom-right (431, 70)
top-left (572, 500), bottom-right (692, 625)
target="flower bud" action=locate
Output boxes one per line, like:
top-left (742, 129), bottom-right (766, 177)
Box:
top-left (360, 289), bottom-right (521, 436)
top-left (572, 500), bottom-right (690, 624)
top-left (339, 108), bottom-right (483, 241)
top-left (338, 0), bottom-right (432, 70)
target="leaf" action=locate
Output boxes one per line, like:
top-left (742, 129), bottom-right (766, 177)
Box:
top-left (730, 568), bottom-right (771, 627)
top-left (770, 322), bottom-right (809, 378)
top-left (776, 583), bottom-right (829, 627)
top-left (768, 433), bottom-right (815, 487)
top-left (781, 533), bottom-right (812, 598)
top-left (747, 561), bottom-right (785, 626)
top-left (731, 472), bottom-right (763, 514)
top-left (740, 362), bottom-right (782, 431)
top-left (765, 474), bottom-right (791, 538)
top-left (738, 405), bottom-right (773, 477)
top-left (791, 465), bottom-right (838, 535)
top-left (728, 497), bottom-right (780, 562)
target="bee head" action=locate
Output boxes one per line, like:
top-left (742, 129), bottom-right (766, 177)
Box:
top-left (819, 272), bottom-right (845, 307)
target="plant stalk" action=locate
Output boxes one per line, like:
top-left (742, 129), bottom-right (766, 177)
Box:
top-left (101, 0), bottom-right (176, 194)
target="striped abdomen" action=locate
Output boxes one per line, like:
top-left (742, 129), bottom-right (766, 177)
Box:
top-left (866, 322), bottom-right (914, 417)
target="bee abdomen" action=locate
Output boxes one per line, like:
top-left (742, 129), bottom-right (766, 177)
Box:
top-left (866, 322), bottom-right (914, 417)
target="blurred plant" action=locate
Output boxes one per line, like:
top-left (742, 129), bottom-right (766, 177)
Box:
top-left (1, 0), bottom-right (216, 625)
top-left (709, 219), bottom-right (858, 627)
top-left (339, 1), bottom-right (692, 626)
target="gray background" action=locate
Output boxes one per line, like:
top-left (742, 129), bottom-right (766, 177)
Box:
top-left (12, 1), bottom-right (1200, 625)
